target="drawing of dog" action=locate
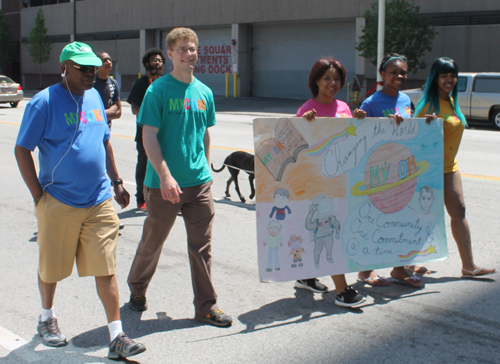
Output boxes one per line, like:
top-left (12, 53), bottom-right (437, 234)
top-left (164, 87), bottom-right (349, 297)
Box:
top-left (211, 151), bottom-right (255, 203)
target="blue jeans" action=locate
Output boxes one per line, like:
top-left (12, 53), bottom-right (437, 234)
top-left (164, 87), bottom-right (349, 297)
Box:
top-left (267, 248), bottom-right (280, 269)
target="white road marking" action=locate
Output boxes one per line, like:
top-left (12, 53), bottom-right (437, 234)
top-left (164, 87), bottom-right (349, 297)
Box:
top-left (0, 325), bottom-right (28, 351)
top-left (0, 326), bottom-right (40, 362)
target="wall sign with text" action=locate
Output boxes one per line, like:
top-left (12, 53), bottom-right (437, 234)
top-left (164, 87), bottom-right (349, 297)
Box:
top-left (194, 44), bottom-right (232, 74)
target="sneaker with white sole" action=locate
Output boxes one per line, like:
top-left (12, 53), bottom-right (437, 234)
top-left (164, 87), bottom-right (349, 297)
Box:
top-left (108, 333), bottom-right (146, 359)
top-left (195, 309), bottom-right (233, 327)
top-left (335, 286), bottom-right (366, 307)
top-left (37, 316), bottom-right (67, 347)
top-left (295, 278), bottom-right (328, 293)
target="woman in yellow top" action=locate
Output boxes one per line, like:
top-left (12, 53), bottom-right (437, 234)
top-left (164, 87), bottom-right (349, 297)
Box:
top-left (414, 57), bottom-right (496, 277)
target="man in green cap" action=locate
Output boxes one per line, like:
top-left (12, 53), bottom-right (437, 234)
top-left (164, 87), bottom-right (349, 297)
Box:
top-left (14, 41), bottom-right (146, 359)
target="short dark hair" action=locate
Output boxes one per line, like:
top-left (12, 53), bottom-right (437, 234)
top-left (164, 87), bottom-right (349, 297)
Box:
top-left (308, 58), bottom-right (346, 98)
top-left (142, 48), bottom-right (166, 70)
top-left (96, 51), bottom-right (111, 59)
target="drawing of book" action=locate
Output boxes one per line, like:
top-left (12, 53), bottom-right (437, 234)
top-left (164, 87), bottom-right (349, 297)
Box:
top-left (256, 118), bottom-right (309, 181)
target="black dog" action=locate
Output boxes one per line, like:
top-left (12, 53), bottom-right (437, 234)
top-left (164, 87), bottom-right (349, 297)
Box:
top-left (211, 151), bottom-right (255, 203)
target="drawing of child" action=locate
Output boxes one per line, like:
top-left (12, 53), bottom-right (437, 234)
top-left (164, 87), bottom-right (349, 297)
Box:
top-left (288, 235), bottom-right (304, 268)
top-left (264, 220), bottom-right (283, 272)
top-left (419, 186), bottom-right (434, 214)
top-left (269, 188), bottom-right (292, 220)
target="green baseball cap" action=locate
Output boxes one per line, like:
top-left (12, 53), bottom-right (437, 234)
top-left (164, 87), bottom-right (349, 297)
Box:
top-left (60, 41), bottom-right (103, 66)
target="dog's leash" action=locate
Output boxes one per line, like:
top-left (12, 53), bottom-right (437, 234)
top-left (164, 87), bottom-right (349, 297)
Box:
top-left (211, 161), bottom-right (254, 174)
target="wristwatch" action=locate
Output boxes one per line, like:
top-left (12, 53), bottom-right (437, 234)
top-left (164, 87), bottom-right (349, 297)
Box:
top-left (111, 178), bottom-right (123, 187)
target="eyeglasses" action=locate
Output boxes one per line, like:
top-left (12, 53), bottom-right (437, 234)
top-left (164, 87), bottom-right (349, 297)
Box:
top-left (72, 64), bottom-right (97, 74)
top-left (150, 58), bottom-right (164, 64)
top-left (173, 47), bottom-right (197, 54)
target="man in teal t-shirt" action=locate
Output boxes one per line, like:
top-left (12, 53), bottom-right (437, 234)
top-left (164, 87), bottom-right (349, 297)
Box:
top-left (127, 27), bottom-right (232, 327)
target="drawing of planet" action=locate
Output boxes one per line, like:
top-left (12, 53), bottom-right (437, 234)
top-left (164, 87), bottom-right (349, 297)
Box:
top-left (351, 143), bottom-right (429, 213)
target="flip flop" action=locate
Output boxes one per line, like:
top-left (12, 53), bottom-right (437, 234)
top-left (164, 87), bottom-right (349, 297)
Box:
top-left (357, 276), bottom-right (390, 286)
top-left (404, 265), bottom-right (436, 275)
top-left (391, 275), bottom-right (424, 289)
top-left (461, 267), bottom-right (496, 278)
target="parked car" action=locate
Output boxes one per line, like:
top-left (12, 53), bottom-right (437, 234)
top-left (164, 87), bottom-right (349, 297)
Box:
top-left (0, 75), bottom-right (24, 108)
top-left (402, 72), bottom-right (500, 130)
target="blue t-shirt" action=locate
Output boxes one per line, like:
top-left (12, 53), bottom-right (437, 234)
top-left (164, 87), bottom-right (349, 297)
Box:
top-left (360, 91), bottom-right (412, 118)
top-left (16, 84), bottom-right (112, 208)
top-left (138, 74), bottom-right (216, 188)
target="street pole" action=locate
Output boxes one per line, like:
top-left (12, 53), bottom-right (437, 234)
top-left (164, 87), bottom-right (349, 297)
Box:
top-left (376, 0), bottom-right (385, 90)
top-left (72, 0), bottom-right (76, 42)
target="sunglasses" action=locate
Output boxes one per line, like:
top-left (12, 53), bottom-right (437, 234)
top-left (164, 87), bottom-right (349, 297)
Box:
top-left (72, 64), bottom-right (98, 74)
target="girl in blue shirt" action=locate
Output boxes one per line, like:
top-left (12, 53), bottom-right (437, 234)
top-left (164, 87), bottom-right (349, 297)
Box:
top-left (359, 54), bottom-right (426, 288)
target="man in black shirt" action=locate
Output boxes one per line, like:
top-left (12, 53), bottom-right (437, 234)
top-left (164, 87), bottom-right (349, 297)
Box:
top-left (127, 48), bottom-right (166, 210)
top-left (95, 52), bottom-right (122, 129)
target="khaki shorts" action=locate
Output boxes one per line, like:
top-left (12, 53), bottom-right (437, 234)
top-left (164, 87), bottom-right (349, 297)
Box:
top-left (36, 192), bottom-right (120, 283)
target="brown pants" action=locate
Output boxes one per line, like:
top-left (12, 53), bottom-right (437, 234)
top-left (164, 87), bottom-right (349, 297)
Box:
top-left (127, 181), bottom-right (219, 316)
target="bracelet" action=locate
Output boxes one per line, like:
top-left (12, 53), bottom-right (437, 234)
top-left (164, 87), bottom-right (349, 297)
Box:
top-left (34, 194), bottom-right (43, 203)
top-left (111, 178), bottom-right (123, 187)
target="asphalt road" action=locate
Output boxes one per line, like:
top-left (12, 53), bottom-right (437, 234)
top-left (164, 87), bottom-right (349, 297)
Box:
top-left (0, 95), bottom-right (499, 364)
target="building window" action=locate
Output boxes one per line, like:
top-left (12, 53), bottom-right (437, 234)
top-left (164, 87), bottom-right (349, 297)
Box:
top-left (23, 0), bottom-right (72, 7)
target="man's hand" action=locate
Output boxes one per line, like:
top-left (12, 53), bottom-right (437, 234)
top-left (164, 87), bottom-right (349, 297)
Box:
top-left (160, 174), bottom-right (183, 203)
top-left (113, 185), bottom-right (130, 208)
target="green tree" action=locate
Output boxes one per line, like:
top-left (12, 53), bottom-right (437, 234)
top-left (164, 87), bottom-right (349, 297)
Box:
top-left (355, 0), bottom-right (437, 73)
top-left (0, 9), bottom-right (16, 74)
top-left (27, 9), bottom-right (51, 88)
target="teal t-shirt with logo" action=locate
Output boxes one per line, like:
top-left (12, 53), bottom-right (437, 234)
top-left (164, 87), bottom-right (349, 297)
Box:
top-left (137, 74), bottom-right (216, 188)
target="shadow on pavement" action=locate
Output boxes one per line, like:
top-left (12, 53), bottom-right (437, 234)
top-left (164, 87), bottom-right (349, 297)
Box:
top-left (214, 197), bottom-right (255, 211)
top-left (117, 208), bottom-right (147, 220)
top-left (3, 334), bottom-right (142, 364)
top-left (235, 274), bottom-right (493, 334)
top-left (234, 277), bottom-right (446, 335)
top-left (352, 274), bottom-right (496, 306)
top-left (236, 289), bottom-right (360, 333)
top-left (72, 305), bottom-right (197, 348)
